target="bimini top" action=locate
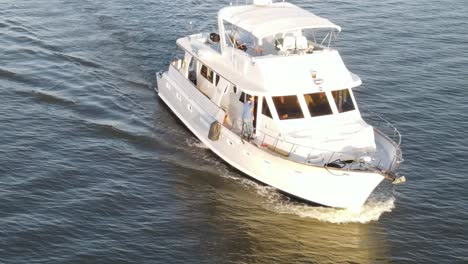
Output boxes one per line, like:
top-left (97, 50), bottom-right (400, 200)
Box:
top-left (218, 2), bottom-right (341, 40)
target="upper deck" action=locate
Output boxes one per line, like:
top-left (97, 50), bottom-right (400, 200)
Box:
top-left (219, 2), bottom-right (340, 38)
top-left (175, 1), bottom-right (361, 95)
top-left (217, 2), bottom-right (340, 57)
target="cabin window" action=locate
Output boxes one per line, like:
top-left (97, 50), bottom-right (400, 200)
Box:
top-left (332, 89), bottom-right (355, 113)
top-left (239, 92), bottom-right (246, 103)
top-left (200, 65), bottom-right (213, 83)
top-left (188, 57), bottom-right (196, 85)
top-left (215, 74), bottom-right (220, 86)
top-left (272, 95), bottom-right (304, 120)
top-left (262, 97), bottom-right (272, 118)
top-left (171, 59), bottom-right (183, 70)
top-left (304, 92), bottom-right (333, 117)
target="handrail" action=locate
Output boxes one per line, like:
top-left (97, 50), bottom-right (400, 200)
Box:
top-left (364, 111), bottom-right (403, 170)
top-left (254, 129), bottom-right (366, 163)
top-left (247, 112), bottom-right (403, 173)
top-left (362, 111), bottom-right (402, 147)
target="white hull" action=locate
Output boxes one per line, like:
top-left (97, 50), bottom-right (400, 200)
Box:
top-left (157, 69), bottom-right (385, 209)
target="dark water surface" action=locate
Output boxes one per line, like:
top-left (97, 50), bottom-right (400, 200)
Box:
top-left (1, 0), bottom-right (467, 263)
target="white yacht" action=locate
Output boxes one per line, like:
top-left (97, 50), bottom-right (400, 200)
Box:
top-left (156, 0), bottom-right (405, 209)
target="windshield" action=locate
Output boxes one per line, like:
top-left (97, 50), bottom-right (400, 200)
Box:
top-left (332, 89), bottom-right (355, 113)
top-left (272, 95), bottom-right (304, 120)
top-left (304, 92), bottom-right (333, 117)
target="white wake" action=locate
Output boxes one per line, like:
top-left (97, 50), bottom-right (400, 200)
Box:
top-left (189, 138), bottom-right (396, 224)
top-left (223, 172), bottom-right (395, 224)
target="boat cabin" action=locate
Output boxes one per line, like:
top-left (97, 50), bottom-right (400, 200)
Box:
top-left (168, 1), bottom-right (376, 164)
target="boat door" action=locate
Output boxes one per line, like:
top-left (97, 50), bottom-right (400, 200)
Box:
top-left (258, 96), bottom-right (278, 136)
top-left (239, 92), bottom-right (258, 133)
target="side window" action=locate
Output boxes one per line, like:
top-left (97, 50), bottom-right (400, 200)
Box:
top-left (239, 92), bottom-right (246, 103)
top-left (200, 65), bottom-right (213, 83)
top-left (188, 58), bottom-right (197, 85)
top-left (332, 89), bottom-right (355, 113)
top-left (215, 74), bottom-right (220, 86)
top-left (272, 95), bottom-right (304, 120)
top-left (304, 92), bottom-right (333, 117)
top-left (262, 97), bottom-right (272, 118)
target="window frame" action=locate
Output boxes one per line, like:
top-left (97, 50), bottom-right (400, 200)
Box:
top-left (271, 95), bottom-right (305, 120)
top-left (261, 97), bottom-right (273, 119)
top-left (331, 88), bottom-right (356, 113)
top-left (200, 64), bottom-right (213, 83)
top-left (303, 92), bottom-right (333, 117)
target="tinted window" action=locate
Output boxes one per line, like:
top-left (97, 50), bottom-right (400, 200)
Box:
top-left (262, 97), bottom-right (272, 118)
top-left (239, 92), bottom-right (246, 103)
top-left (332, 89), bottom-right (355, 113)
top-left (272, 96), bottom-right (304, 120)
top-left (304, 92), bottom-right (333, 117)
top-left (200, 65), bottom-right (213, 83)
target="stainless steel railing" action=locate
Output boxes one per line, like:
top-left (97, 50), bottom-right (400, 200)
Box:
top-left (228, 113), bottom-right (402, 173)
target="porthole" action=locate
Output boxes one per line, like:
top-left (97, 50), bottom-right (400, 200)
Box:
top-left (227, 139), bottom-right (233, 146)
top-left (176, 92), bottom-right (181, 101)
top-left (187, 104), bottom-right (192, 112)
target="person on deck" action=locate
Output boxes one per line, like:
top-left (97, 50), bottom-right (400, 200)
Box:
top-left (242, 95), bottom-right (255, 141)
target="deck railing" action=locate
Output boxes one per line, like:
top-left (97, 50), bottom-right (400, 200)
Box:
top-left (362, 112), bottom-right (402, 147)
top-left (362, 111), bottom-right (403, 171)
top-left (229, 112), bottom-right (403, 173)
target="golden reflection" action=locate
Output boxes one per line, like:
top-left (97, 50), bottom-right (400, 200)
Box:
top-left (216, 180), bottom-right (392, 264)
top-left (170, 159), bottom-right (392, 263)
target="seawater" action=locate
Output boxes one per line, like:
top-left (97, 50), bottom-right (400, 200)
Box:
top-left (0, 0), bottom-right (467, 263)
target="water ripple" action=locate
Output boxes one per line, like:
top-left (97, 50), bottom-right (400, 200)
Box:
top-left (0, 0), bottom-right (467, 263)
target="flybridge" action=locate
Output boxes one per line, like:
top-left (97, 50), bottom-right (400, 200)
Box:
top-left (217, 2), bottom-right (340, 57)
top-left (220, 2), bottom-right (341, 39)
top-left (173, 2), bottom-right (356, 94)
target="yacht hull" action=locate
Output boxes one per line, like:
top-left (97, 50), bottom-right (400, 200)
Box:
top-left (157, 70), bottom-right (385, 209)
